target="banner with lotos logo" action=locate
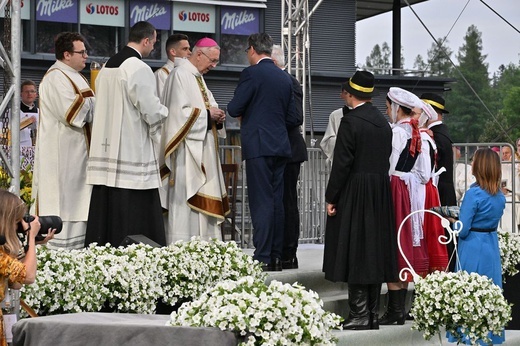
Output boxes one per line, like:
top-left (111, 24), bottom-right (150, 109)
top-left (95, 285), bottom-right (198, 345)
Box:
top-left (172, 2), bottom-right (215, 33)
top-left (80, 0), bottom-right (124, 27)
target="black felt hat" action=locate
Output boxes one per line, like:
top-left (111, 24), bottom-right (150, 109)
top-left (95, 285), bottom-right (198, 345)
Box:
top-left (420, 92), bottom-right (449, 114)
top-left (343, 71), bottom-right (376, 98)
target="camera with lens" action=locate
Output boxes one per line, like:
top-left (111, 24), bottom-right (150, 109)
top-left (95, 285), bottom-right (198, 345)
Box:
top-left (17, 214), bottom-right (63, 242)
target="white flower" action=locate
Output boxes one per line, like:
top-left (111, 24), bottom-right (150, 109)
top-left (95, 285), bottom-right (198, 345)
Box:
top-left (169, 277), bottom-right (342, 345)
top-left (498, 231), bottom-right (520, 279)
top-left (21, 238), bottom-right (266, 316)
top-left (411, 271), bottom-right (512, 344)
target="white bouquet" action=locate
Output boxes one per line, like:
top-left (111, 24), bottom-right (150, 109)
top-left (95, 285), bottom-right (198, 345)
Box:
top-left (411, 271), bottom-right (511, 345)
top-left (168, 276), bottom-right (342, 345)
top-left (498, 230), bottom-right (520, 279)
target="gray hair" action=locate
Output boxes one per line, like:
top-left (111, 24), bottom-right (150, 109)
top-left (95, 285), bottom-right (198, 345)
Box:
top-left (271, 44), bottom-right (285, 68)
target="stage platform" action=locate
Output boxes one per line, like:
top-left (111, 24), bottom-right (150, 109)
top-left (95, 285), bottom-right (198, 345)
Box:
top-left (245, 244), bottom-right (520, 345)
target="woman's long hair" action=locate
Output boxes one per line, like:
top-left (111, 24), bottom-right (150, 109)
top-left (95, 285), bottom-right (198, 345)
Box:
top-left (472, 148), bottom-right (501, 195)
top-left (0, 190), bottom-right (26, 256)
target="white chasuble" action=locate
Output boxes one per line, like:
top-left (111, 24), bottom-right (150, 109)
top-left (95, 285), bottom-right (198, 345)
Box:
top-left (160, 60), bottom-right (229, 243)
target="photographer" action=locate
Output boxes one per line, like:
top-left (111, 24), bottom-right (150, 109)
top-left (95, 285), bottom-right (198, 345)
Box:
top-left (0, 190), bottom-right (55, 346)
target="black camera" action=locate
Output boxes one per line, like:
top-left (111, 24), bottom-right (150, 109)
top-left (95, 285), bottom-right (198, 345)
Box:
top-left (18, 214), bottom-right (63, 242)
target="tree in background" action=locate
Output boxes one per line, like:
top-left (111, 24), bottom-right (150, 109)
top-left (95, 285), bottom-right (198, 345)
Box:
top-left (365, 42), bottom-right (391, 72)
top-left (413, 54), bottom-right (427, 72)
top-left (482, 63), bottom-right (520, 143)
top-left (426, 38), bottom-right (454, 77)
top-left (444, 25), bottom-right (492, 143)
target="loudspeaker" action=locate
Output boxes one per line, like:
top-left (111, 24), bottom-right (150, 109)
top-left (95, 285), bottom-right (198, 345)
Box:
top-left (119, 234), bottom-right (161, 248)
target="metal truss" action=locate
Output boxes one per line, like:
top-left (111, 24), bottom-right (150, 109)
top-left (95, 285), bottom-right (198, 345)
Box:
top-left (0, 0), bottom-right (21, 194)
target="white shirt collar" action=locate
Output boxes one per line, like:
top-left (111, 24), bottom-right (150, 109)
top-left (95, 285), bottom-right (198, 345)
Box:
top-left (428, 120), bottom-right (443, 129)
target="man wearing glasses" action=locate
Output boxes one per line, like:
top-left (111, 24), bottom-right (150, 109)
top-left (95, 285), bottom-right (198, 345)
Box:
top-left (86, 21), bottom-right (168, 248)
top-left (19, 80), bottom-right (39, 147)
top-left (227, 33), bottom-right (299, 271)
top-left (159, 37), bottom-right (228, 244)
top-left (32, 32), bottom-right (95, 249)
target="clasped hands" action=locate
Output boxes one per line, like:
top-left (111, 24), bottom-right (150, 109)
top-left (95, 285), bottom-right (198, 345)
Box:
top-left (209, 107), bottom-right (226, 124)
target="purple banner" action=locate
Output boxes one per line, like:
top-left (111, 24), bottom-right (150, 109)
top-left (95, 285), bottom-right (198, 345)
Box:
top-left (130, 1), bottom-right (171, 30)
top-left (36, 0), bottom-right (78, 23)
top-left (221, 7), bottom-right (259, 35)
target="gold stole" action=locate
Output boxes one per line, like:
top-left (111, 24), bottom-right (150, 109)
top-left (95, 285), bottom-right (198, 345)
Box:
top-left (43, 68), bottom-right (93, 152)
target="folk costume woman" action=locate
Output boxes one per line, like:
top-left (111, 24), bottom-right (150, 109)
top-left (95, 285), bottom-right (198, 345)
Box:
top-left (417, 102), bottom-right (449, 273)
top-left (380, 87), bottom-right (428, 325)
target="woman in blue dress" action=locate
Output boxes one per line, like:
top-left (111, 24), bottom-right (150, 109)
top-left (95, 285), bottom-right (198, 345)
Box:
top-left (447, 148), bottom-right (506, 345)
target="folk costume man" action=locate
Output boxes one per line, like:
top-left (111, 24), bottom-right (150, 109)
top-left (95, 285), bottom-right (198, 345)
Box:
top-left (32, 32), bottom-right (95, 249)
top-left (85, 21), bottom-right (168, 247)
top-left (154, 33), bottom-right (191, 98)
top-left (160, 37), bottom-right (228, 244)
top-left (323, 71), bottom-right (397, 330)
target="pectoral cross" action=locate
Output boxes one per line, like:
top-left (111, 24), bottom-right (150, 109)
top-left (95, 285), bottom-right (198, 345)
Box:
top-left (102, 138), bottom-right (110, 152)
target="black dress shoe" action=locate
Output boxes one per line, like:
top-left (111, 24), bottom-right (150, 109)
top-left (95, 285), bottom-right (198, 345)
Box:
top-left (281, 257), bottom-right (299, 269)
top-left (260, 263), bottom-right (271, 272)
top-left (271, 258), bottom-right (282, 271)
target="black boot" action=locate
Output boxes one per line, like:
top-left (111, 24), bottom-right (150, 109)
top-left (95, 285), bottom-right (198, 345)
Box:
top-left (379, 289), bottom-right (405, 325)
top-left (367, 284), bottom-right (381, 330)
top-left (343, 285), bottom-right (370, 330)
top-left (405, 289), bottom-right (414, 320)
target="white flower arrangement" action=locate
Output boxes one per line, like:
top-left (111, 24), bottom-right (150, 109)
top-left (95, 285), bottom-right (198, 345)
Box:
top-left (498, 230), bottom-right (520, 278)
top-left (411, 270), bottom-right (512, 345)
top-left (168, 276), bottom-right (342, 345)
top-left (156, 238), bottom-right (266, 307)
top-left (21, 238), bottom-right (265, 315)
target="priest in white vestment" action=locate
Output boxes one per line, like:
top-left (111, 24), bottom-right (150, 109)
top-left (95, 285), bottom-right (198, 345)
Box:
top-left (31, 32), bottom-right (95, 249)
top-left (86, 22), bottom-right (168, 247)
top-left (160, 37), bottom-right (228, 244)
top-left (154, 33), bottom-right (191, 99)
top-left (320, 83), bottom-right (349, 166)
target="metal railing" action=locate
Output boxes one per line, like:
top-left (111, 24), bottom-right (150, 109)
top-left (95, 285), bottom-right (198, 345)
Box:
top-left (454, 143), bottom-right (517, 234)
top-left (219, 145), bottom-right (329, 248)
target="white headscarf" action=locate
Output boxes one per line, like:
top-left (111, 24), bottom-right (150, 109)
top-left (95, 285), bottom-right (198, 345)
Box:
top-left (387, 87), bottom-right (422, 123)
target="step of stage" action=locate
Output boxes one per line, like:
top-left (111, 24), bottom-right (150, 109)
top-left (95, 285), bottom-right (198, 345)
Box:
top-left (243, 244), bottom-right (520, 345)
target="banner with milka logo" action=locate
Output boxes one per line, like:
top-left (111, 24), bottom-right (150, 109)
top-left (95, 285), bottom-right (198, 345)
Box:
top-left (221, 6), bottom-right (259, 36)
top-left (130, 0), bottom-right (171, 30)
top-left (36, 0), bottom-right (78, 23)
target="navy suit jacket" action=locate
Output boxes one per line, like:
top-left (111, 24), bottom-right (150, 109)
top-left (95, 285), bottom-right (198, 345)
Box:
top-left (227, 58), bottom-right (299, 160)
top-left (287, 73), bottom-right (308, 163)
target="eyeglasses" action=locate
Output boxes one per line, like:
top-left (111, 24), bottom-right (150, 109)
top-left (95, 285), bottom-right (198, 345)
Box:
top-left (72, 50), bottom-right (88, 57)
top-left (23, 90), bottom-right (37, 94)
top-left (244, 46), bottom-right (251, 53)
top-left (200, 50), bottom-right (219, 65)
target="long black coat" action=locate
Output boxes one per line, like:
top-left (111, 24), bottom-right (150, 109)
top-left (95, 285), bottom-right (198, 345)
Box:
top-left (323, 103), bottom-right (398, 284)
top-left (431, 123), bottom-right (457, 206)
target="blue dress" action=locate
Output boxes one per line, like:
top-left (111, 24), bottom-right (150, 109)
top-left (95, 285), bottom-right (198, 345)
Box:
top-left (447, 183), bottom-right (506, 345)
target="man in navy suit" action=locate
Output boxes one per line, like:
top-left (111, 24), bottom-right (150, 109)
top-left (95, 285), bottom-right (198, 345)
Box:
top-left (227, 33), bottom-right (299, 271)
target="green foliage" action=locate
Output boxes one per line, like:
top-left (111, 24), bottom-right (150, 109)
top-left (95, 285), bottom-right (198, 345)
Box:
top-left (427, 38), bottom-right (454, 77)
top-left (365, 43), bottom-right (391, 71)
top-left (445, 25), bottom-right (492, 143)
